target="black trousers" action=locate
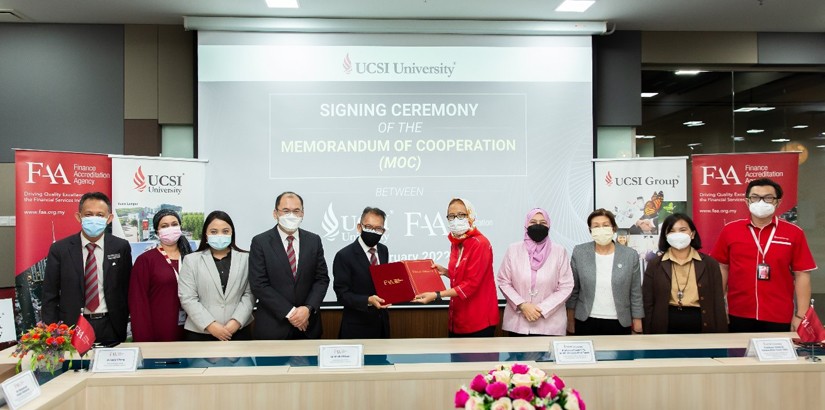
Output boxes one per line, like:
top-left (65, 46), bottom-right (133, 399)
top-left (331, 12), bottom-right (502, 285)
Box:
top-left (574, 317), bottom-right (631, 336)
top-left (86, 315), bottom-right (119, 345)
top-left (667, 306), bottom-right (702, 334)
top-left (729, 315), bottom-right (790, 333)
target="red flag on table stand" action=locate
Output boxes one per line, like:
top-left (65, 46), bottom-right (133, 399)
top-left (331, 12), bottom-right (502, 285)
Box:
top-left (796, 300), bottom-right (825, 363)
top-left (71, 314), bottom-right (96, 356)
top-left (797, 305), bottom-right (825, 343)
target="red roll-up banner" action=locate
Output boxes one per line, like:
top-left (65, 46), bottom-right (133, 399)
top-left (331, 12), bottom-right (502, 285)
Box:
top-left (691, 152), bottom-right (799, 251)
top-left (14, 149), bottom-right (112, 332)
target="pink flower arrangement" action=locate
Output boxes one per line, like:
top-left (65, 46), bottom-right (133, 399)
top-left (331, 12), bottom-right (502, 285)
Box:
top-left (454, 363), bottom-right (585, 410)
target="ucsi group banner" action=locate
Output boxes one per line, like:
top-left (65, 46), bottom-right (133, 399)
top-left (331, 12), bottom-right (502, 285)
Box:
top-left (14, 149), bottom-right (112, 332)
top-left (594, 157), bottom-right (688, 275)
top-left (110, 156), bottom-right (206, 260)
top-left (692, 152), bottom-right (799, 251)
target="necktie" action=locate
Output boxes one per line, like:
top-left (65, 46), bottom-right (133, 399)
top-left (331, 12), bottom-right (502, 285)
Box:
top-left (369, 247), bottom-right (378, 266)
top-left (287, 235), bottom-right (297, 279)
top-left (84, 243), bottom-right (100, 312)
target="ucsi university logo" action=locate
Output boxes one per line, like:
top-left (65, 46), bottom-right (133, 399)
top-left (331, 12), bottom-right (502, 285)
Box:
top-left (605, 171), bottom-right (614, 187)
top-left (343, 54), bottom-right (352, 75)
top-left (132, 166), bottom-right (184, 195)
top-left (133, 166), bottom-right (147, 192)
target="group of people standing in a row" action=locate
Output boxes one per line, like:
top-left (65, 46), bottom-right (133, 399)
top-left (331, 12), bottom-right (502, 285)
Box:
top-left (41, 177), bottom-right (815, 344)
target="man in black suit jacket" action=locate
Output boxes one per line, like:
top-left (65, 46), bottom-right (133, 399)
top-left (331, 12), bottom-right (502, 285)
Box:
top-left (333, 207), bottom-right (391, 339)
top-left (42, 192), bottom-right (132, 344)
top-left (249, 191), bottom-right (330, 339)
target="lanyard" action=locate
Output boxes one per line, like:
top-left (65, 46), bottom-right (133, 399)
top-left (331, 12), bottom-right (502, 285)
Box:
top-left (748, 222), bottom-right (777, 264)
top-left (156, 246), bottom-right (180, 280)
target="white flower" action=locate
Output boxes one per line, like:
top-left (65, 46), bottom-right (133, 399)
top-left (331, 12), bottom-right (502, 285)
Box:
top-left (511, 373), bottom-right (533, 388)
top-left (564, 396), bottom-right (580, 410)
top-left (512, 399), bottom-right (536, 410)
top-left (465, 396), bottom-right (486, 410)
top-left (492, 370), bottom-right (512, 385)
top-left (491, 397), bottom-right (513, 410)
top-left (528, 366), bottom-right (546, 380)
top-left (548, 404), bottom-right (563, 410)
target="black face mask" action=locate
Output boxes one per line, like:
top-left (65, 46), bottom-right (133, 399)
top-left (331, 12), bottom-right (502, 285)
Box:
top-left (361, 230), bottom-right (382, 247)
top-left (526, 224), bottom-right (549, 242)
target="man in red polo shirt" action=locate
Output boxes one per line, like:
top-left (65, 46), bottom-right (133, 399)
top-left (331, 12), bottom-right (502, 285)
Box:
top-left (711, 178), bottom-right (817, 333)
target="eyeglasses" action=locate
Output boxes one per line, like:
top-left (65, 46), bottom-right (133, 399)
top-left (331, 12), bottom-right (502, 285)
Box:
top-left (277, 208), bottom-right (304, 215)
top-left (360, 224), bottom-right (386, 234)
top-left (747, 195), bottom-right (777, 204)
top-left (446, 213), bottom-right (468, 221)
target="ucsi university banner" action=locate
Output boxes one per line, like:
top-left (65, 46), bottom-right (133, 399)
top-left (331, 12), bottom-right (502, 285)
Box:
top-left (692, 152), bottom-right (799, 251)
top-left (110, 156), bottom-right (206, 261)
top-left (14, 149), bottom-right (112, 331)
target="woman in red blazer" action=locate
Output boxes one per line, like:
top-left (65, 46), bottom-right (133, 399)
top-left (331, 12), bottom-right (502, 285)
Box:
top-left (414, 198), bottom-right (500, 337)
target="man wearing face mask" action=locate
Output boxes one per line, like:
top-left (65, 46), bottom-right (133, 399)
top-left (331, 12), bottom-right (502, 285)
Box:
top-left (249, 191), bottom-right (330, 339)
top-left (42, 192), bottom-right (132, 344)
top-left (711, 178), bottom-right (817, 333)
top-left (332, 207), bottom-right (391, 339)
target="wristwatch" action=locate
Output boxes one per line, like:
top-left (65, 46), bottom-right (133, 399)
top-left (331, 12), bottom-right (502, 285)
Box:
top-left (435, 291), bottom-right (442, 301)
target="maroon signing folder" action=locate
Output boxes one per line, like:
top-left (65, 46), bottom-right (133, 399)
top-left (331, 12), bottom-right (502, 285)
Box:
top-left (370, 259), bottom-right (446, 305)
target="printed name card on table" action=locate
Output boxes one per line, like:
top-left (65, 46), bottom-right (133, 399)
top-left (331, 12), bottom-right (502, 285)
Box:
top-left (745, 338), bottom-right (798, 361)
top-left (552, 340), bottom-right (597, 365)
top-left (91, 347), bottom-right (143, 372)
top-left (1, 371), bottom-right (41, 410)
top-left (319, 345), bottom-right (364, 370)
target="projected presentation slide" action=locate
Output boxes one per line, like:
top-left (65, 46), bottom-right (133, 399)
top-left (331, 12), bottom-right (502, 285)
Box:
top-left (198, 33), bottom-right (595, 302)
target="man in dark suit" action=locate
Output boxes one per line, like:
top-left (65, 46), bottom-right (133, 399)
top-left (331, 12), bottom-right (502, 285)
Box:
top-left (249, 191), bottom-right (330, 339)
top-left (333, 207), bottom-right (391, 339)
top-left (42, 192), bottom-right (132, 344)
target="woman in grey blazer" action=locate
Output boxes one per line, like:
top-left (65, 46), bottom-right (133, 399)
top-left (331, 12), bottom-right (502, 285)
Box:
top-left (178, 211), bottom-right (255, 341)
top-left (566, 209), bottom-right (644, 335)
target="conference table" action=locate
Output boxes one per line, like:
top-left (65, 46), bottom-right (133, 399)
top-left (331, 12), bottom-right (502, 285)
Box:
top-left (0, 332), bottom-right (823, 409)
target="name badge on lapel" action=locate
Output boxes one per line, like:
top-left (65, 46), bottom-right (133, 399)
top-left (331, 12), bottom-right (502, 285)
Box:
top-left (107, 254), bottom-right (121, 260)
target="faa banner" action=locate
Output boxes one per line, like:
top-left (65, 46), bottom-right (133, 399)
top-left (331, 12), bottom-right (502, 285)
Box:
top-left (594, 157), bottom-right (688, 274)
top-left (691, 152), bottom-right (799, 251)
top-left (14, 149), bottom-right (112, 331)
top-left (110, 156), bottom-right (206, 259)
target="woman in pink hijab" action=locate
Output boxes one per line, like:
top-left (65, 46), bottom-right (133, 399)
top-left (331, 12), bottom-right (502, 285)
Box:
top-left (497, 208), bottom-right (574, 336)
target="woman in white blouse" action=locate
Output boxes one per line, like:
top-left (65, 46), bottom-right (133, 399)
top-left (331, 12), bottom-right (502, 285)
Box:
top-left (178, 211), bottom-right (255, 341)
top-left (566, 209), bottom-right (643, 336)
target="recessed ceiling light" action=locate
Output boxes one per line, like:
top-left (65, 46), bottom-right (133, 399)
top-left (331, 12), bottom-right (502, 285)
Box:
top-left (792, 125), bottom-right (809, 129)
top-left (641, 92), bottom-right (658, 98)
top-left (733, 136), bottom-right (745, 142)
top-left (265, 0), bottom-right (299, 8)
top-left (746, 129), bottom-right (764, 134)
top-left (555, 1), bottom-right (595, 12)
top-left (635, 135), bottom-right (656, 139)
top-left (817, 145), bottom-right (825, 148)
top-left (675, 70), bottom-right (706, 75)
top-left (687, 143), bottom-right (703, 147)
top-left (683, 121), bottom-right (705, 127)
top-left (771, 138), bottom-right (791, 143)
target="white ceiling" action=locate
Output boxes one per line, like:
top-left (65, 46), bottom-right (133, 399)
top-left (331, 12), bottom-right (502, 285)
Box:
top-left (0, 0), bottom-right (823, 32)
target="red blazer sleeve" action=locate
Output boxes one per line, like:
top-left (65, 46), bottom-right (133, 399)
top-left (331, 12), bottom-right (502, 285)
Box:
top-left (453, 237), bottom-right (493, 300)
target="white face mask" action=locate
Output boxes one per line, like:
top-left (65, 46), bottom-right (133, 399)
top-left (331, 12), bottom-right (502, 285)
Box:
top-left (448, 218), bottom-right (471, 236)
top-left (278, 213), bottom-right (303, 232)
top-left (749, 201), bottom-right (776, 219)
top-left (666, 232), bottom-right (692, 250)
top-left (590, 226), bottom-right (614, 246)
